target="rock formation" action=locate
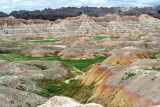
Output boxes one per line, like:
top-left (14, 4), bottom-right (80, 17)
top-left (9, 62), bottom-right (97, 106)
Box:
top-left (58, 37), bottom-right (106, 59)
top-left (6, 6), bottom-right (160, 21)
top-left (38, 96), bottom-right (103, 107)
top-left (0, 12), bottom-right (8, 17)
top-left (0, 14), bottom-right (160, 40)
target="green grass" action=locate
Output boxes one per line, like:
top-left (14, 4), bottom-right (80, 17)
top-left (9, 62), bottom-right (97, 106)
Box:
top-left (122, 72), bottom-right (136, 80)
top-left (61, 56), bottom-right (106, 71)
top-left (92, 35), bottom-right (120, 40)
top-left (0, 54), bottom-right (106, 71)
top-left (0, 52), bottom-right (106, 99)
top-left (144, 40), bottom-right (152, 42)
top-left (151, 52), bottom-right (159, 58)
top-left (92, 36), bottom-right (108, 40)
top-left (110, 36), bottom-right (120, 39)
top-left (75, 71), bottom-right (83, 75)
top-left (40, 79), bottom-right (95, 103)
top-left (6, 39), bottom-right (58, 45)
top-left (39, 80), bottom-right (83, 98)
top-left (141, 67), bottom-right (160, 72)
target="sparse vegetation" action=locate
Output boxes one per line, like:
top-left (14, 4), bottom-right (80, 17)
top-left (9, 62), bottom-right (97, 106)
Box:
top-left (151, 76), bottom-right (157, 81)
top-left (0, 54), bottom-right (60, 62)
top-left (38, 79), bottom-right (84, 98)
top-left (122, 72), bottom-right (136, 80)
top-left (141, 67), bottom-right (160, 72)
top-left (6, 39), bottom-right (59, 45)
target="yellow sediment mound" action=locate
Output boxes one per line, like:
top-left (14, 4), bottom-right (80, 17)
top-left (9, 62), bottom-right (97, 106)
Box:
top-left (77, 63), bottom-right (158, 106)
top-left (102, 47), bottom-right (154, 66)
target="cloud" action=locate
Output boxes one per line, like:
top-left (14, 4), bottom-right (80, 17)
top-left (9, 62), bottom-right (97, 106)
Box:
top-left (0, 0), bottom-right (160, 13)
top-left (80, 0), bottom-right (105, 4)
top-left (12, 0), bottom-right (19, 2)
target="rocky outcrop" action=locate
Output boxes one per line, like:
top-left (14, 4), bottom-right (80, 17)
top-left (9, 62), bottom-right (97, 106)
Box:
top-left (0, 14), bottom-right (160, 39)
top-left (38, 96), bottom-right (103, 107)
top-left (0, 12), bottom-right (8, 17)
top-left (6, 6), bottom-right (160, 21)
top-left (0, 16), bottom-right (52, 39)
top-left (50, 14), bottom-right (160, 36)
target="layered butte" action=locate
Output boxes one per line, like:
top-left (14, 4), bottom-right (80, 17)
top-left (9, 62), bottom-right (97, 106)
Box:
top-left (0, 14), bottom-right (160, 39)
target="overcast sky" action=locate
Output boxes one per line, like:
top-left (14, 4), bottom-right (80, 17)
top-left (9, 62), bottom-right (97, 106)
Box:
top-left (1, 0), bottom-right (160, 13)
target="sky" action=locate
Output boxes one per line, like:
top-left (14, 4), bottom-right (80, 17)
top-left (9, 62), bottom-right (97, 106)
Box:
top-left (0, 0), bottom-right (160, 13)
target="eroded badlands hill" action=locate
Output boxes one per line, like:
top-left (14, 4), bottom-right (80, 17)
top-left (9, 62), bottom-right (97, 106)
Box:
top-left (0, 14), bottom-right (160, 39)
top-left (0, 14), bottom-right (160, 107)
top-left (61, 47), bottom-right (160, 107)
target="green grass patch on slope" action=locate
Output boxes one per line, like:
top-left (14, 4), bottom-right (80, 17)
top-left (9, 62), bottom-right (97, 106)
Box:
top-left (6, 39), bottom-right (58, 45)
top-left (110, 36), bottom-right (120, 39)
top-left (92, 36), bottom-right (108, 40)
top-left (141, 67), bottom-right (160, 72)
top-left (61, 56), bottom-right (106, 71)
top-left (144, 40), bottom-right (152, 42)
top-left (92, 35), bottom-right (120, 40)
top-left (0, 54), bottom-right (106, 71)
top-left (38, 79), bottom-right (84, 98)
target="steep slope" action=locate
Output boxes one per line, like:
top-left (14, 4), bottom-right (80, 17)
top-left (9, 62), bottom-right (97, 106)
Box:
top-left (67, 47), bottom-right (160, 107)
top-left (0, 14), bottom-right (160, 38)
